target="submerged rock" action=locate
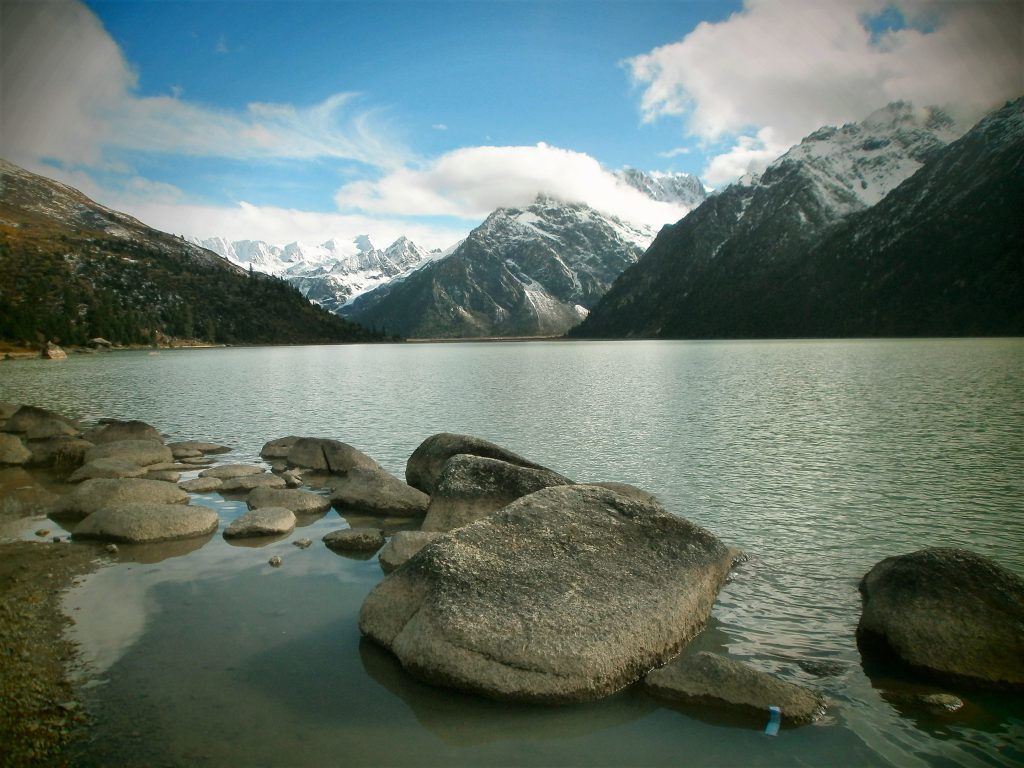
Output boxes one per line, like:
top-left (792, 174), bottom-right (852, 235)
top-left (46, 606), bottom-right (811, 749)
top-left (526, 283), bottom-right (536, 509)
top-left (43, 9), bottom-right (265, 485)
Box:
top-left (644, 652), bottom-right (826, 726)
top-left (405, 432), bottom-right (549, 494)
top-left (73, 503), bottom-right (218, 543)
top-left (68, 458), bottom-right (147, 482)
top-left (83, 439), bottom-right (172, 467)
top-left (323, 527), bottom-right (386, 553)
top-left (378, 530), bottom-right (443, 574)
top-left (330, 467), bottom-right (430, 518)
top-left (53, 477), bottom-right (189, 520)
top-left (84, 419), bottom-right (163, 445)
top-left (857, 547), bottom-right (1024, 689)
top-left (223, 507), bottom-right (296, 539)
top-left (421, 454), bottom-right (573, 532)
top-left (246, 487), bottom-right (332, 515)
top-left (360, 484), bottom-right (737, 703)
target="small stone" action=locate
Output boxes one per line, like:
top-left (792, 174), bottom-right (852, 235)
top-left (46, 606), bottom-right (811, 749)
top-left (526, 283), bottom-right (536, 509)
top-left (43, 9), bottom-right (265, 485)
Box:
top-left (323, 527), bottom-right (385, 553)
top-left (268, 555), bottom-right (282, 567)
top-left (105, 543), bottom-right (119, 554)
top-left (35, 529), bottom-right (50, 538)
top-left (293, 538), bottom-right (313, 549)
top-left (918, 693), bottom-right (964, 712)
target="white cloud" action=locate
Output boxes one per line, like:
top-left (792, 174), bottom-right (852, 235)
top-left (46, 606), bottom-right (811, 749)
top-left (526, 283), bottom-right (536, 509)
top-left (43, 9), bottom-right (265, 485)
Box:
top-left (335, 143), bottom-right (691, 229)
top-left (0, 0), bottom-right (407, 170)
top-left (627, 0), bottom-right (1024, 184)
top-left (701, 128), bottom-right (790, 187)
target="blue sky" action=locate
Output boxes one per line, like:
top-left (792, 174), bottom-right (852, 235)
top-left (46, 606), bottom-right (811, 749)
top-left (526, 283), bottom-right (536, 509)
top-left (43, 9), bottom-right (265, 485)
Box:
top-left (2, 0), bottom-right (1021, 251)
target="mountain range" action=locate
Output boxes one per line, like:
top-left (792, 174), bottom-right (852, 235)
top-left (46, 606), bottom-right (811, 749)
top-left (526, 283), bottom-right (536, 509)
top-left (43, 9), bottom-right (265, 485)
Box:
top-left (0, 159), bottom-right (384, 347)
top-left (571, 99), bottom-right (1024, 339)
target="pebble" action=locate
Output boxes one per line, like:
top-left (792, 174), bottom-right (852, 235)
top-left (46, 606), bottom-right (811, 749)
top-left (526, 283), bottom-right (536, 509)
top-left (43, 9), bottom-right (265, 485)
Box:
top-left (105, 544), bottom-right (119, 554)
top-left (292, 538), bottom-right (312, 549)
top-left (35, 529), bottom-right (50, 538)
top-left (268, 555), bottom-right (282, 567)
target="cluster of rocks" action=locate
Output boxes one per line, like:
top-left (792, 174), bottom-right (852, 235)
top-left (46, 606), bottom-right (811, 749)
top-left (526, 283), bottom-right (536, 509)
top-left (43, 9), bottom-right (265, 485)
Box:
top-left (4, 402), bottom-right (1020, 729)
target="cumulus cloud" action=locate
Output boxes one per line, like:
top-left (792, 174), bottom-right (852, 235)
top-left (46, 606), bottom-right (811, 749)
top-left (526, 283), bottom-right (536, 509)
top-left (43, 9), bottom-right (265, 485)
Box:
top-left (0, 0), bottom-right (406, 170)
top-left (335, 143), bottom-right (691, 229)
top-left (627, 0), bottom-right (1024, 183)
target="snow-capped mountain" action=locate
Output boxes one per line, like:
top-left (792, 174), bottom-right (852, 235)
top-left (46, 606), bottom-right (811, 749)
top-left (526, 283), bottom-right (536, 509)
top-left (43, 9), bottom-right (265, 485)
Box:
top-left (343, 196), bottom-right (655, 338)
top-left (616, 168), bottom-right (707, 208)
top-left (573, 98), bottom-right (1023, 339)
top-left (193, 234), bottom-right (435, 312)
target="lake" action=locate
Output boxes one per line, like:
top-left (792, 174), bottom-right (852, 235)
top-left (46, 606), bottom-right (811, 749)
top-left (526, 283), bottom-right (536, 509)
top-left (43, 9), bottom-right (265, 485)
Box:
top-left (1, 339), bottom-right (1022, 767)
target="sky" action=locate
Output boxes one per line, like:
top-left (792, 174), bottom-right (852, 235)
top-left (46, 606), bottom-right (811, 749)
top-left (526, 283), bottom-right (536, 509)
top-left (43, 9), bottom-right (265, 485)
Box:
top-left (2, 0), bottom-right (1021, 252)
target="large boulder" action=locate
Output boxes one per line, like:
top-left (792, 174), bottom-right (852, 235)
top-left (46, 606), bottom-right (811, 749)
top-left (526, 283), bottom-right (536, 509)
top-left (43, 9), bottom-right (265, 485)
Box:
top-left (84, 439), bottom-right (172, 467)
top-left (421, 454), bottom-right (573, 532)
top-left (27, 436), bottom-right (93, 471)
top-left (84, 419), bottom-right (163, 445)
top-left (68, 458), bottom-right (147, 482)
top-left (405, 433), bottom-right (549, 494)
top-left (360, 484), bottom-right (737, 703)
top-left (378, 530), bottom-right (443, 574)
top-left (331, 467), bottom-right (430, 518)
top-left (644, 652), bottom-right (826, 726)
top-left (286, 437), bottom-right (383, 474)
top-left (857, 548), bottom-right (1024, 689)
top-left (223, 507), bottom-right (296, 539)
top-left (260, 436), bottom-right (302, 460)
top-left (0, 433), bottom-right (31, 465)
top-left (247, 487), bottom-right (332, 515)
top-left (53, 477), bottom-right (189, 521)
top-left (3, 405), bottom-right (80, 435)
top-left (73, 503), bottom-right (218, 543)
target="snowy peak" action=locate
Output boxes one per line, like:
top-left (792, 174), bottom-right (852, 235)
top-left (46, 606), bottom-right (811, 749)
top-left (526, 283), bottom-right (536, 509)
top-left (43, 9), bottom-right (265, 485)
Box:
top-left (616, 168), bottom-right (707, 208)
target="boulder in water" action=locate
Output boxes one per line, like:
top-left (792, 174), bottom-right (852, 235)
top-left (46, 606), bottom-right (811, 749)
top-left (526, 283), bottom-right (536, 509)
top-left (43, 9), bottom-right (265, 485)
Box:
top-left (331, 467), bottom-right (430, 518)
top-left (73, 503), bottom-right (218, 543)
top-left (405, 433), bottom-right (549, 494)
top-left (223, 507), bottom-right (296, 539)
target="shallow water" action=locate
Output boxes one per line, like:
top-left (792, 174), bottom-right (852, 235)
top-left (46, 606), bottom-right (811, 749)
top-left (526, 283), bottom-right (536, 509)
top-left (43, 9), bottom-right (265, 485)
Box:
top-left (1, 339), bottom-right (1022, 766)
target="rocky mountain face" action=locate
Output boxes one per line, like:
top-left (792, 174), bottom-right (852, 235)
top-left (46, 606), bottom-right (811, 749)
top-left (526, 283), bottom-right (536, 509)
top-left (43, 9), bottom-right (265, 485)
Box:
top-left (615, 168), bottom-right (707, 208)
top-left (571, 100), bottom-right (1022, 339)
top-left (0, 160), bottom-right (384, 346)
top-left (343, 197), bottom-right (655, 338)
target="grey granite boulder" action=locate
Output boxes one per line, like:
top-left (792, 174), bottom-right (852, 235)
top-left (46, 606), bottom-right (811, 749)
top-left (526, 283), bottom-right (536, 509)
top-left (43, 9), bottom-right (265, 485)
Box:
top-left (223, 507), bottom-right (296, 539)
top-left (73, 503), bottom-right (218, 543)
top-left (179, 476), bottom-right (223, 493)
top-left (167, 440), bottom-right (231, 456)
top-left (644, 652), bottom-right (826, 726)
top-left (360, 484), bottom-right (738, 703)
top-left (331, 467), bottom-right (430, 518)
top-left (219, 473), bottom-right (287, 492)
top-left (421, 454), bottom-right (573, 532)
top-left (84, 419), bottom-right (163, 445)
top-left (323, 527), bottom-right (386, 553)
top-left (0, 433), bottom-right (31, 465)
top-left (286, 437), bottom-right (384, 474)
top-left (27, 436), bottom-right (93, 471)
top-left (4, 405), bottom-right (80, 436)
top-left (54, 477), bottom-right (189, 521)
top-left (68, 458), bottom-right (147, 482)
top-left (405, 433), bottom-right (549, 494)
top-left (84, 439), bottom-right (172, 467)
top-left (247, 487), bottom-right (332, 515)
top-left (260, 436), bottom-right (302, 460)
top-left (199, 463), bottom-right (265, 479)
top-left (378, 530), bottom-right (443, 574)
top-left (857, 548), bottom-right (1024, 689)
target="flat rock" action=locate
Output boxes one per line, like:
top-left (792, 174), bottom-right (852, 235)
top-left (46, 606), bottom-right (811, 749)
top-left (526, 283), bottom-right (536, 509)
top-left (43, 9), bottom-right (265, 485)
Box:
top-left (644, 652), bottom-right (826, 726)
top-left (246, 487), bottom-right (332, 515)
top-left (146, 470), bottom-right (181, 483)
top-left (260, 436), bottom-right (302, 460)
top-left (223, 507), bottom-right (296, 539)
top-left (331, 467), bottom-right (430, 518)
top-left (286, 437), bottom-right (384, 474)
top-left (4, 405), bottom-right (80, 436)
top-left (360, 484), bottom-right (737, 703)
top-left (323, 527), bottom-right (386, 553)
top-left (84, 419), bottom-right (163, 445)
top-left (68, 458), bottom-right (147, 482)
top-left (179, 476), bottom-right (223, 493)
top-left (421, 454), bottom-right (573, 532)
top-left (54, 477), bottom-right (189, 521)
top-left (199, 464), bottom-right (265, 479)
top-left (73, 503), bottom-right (218, 543)
top-left (857, 547), bottom-right (1024, 689)
top-left (84, 439), bottom-right (172, 467)
top-left (218, 473), bottom-right (286, 492)
top-left (378, 530), bottom-right (443, 574)
top-left (406, 432), bottom-right (550, 494)
top-left (168, 440), bottom-right (231, 455)
top-left (0, 433), bottom-right (32, 465)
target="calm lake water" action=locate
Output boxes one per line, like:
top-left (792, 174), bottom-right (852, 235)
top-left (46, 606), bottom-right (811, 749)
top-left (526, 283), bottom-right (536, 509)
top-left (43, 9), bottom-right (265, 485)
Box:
top-left (1, 339), bottom-right (1022, 767)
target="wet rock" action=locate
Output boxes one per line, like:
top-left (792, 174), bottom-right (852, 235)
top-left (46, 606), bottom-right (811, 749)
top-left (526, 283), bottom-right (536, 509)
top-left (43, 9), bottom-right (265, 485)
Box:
top-left (405, 432), bottom-right (550, 494)
top-left (919, 693), bottom-right (964, 712)
top-left (218, 473), bottom-right (286, 492)
top-left (0, 433), bottom-right (31, 465)
top-left (286, 437), bottom-right (384, 474)
top-left (3, 405), bottom-right (80, 436)
top-left (73, 503), bottom-right (218, 543)
top-left (198, 464), bottom-right (265, 479)
top-left (68, 458), bottom-right (147, 482)
top-left (360, 484), bottom-right (738, 703)
top-left (293, 538), bottom-right (313, 549)
top-left (857, 547), bottom-right (1024, 689)
top-left (167, 440), bottom-right (231, 456)
top-left (246, 487), bottom-right (332, 515)
top-left (179, 476), bottom-right (223, 493)
top-left (260, 436), bottom-right (302, 460)
top-left (223, 507), bottom-right (296, 539)
top-left (378, 530), bottom-right (443, 574)
top-left (84, 419), bottom-right (163, 445)
top-left (421, 454), bottom-right (573, 532)
top-left (53, 477), bottom-right (189, 521)
top-left (331, 467), bottom-right (430, 518)
top-left (644, 652), bottom-right (826, 726)
top-left (323, 527), bottom-right (386, 553)
top-left (83, 439), bottom-right (172, 467)
top-left (269, 555), bottom-right (283, 567)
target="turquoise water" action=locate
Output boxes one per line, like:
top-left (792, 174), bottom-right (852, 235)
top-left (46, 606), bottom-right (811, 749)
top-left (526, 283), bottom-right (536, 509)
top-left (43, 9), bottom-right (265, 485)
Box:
top-left (1, 339), bottom-right (1022, 766)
